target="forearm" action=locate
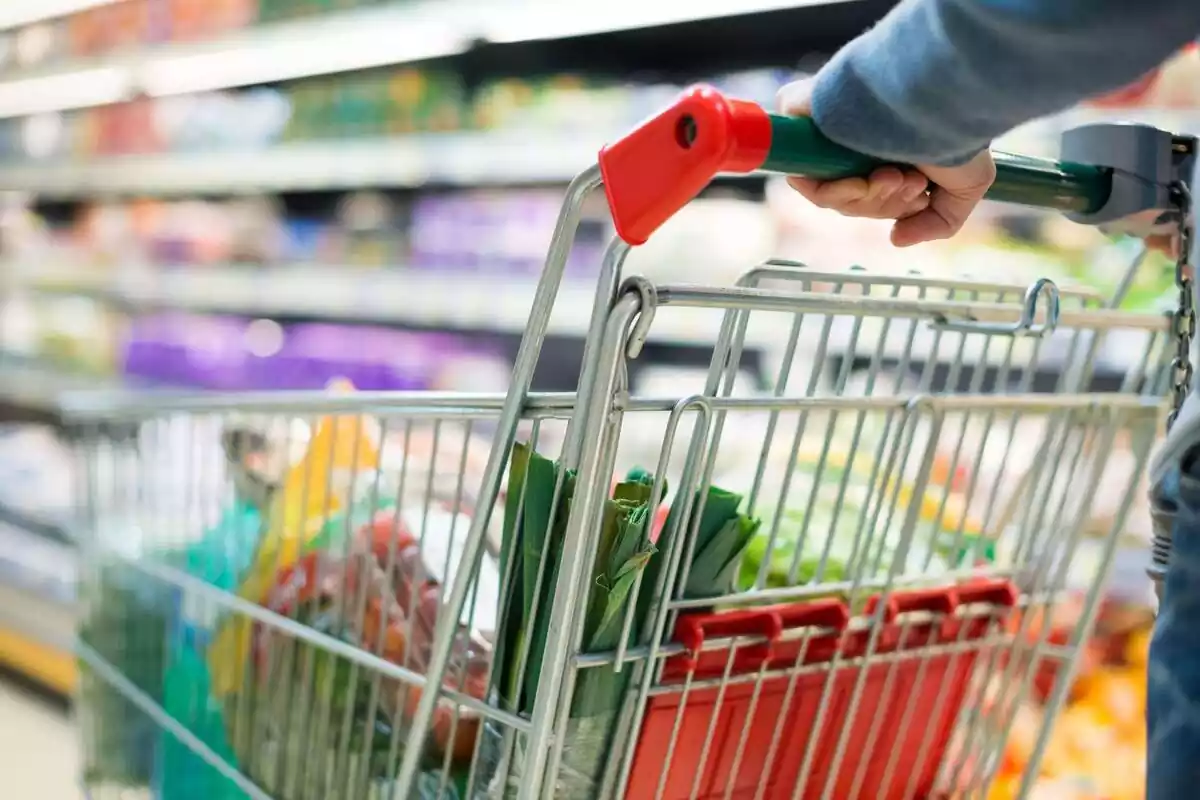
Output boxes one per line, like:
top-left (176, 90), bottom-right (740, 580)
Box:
top-left (810, 0), bottom-right (1200, 166)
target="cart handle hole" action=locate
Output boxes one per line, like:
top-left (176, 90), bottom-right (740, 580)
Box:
top-left (675, 114), bottom-right (698, 149)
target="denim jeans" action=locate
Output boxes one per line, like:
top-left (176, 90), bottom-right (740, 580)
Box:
top-left (1148, 460), bottom-right (1200, 797)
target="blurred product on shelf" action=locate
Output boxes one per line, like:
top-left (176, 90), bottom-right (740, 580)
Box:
top-left (3, 182), bottom-right (617, 272)
top-left (0, 0), bottom-right (413, 72)
top-left (0, 423), bottom-right (76, 537)
top-left (626, 193), bottom-right (779, 285)
top-left (409, 188), bottom-right (607, 276)
top-left (0, 290), bottom-right (123, 375)
top-left (0, 67), bottom-right (798, 162)
top-left (471, 74), bottom-right (658, 134)
top-left (285, 68), bottom-right (466, 141)
top-left (11, 21), bottom-right (63, 69)
top-left (255, 0), bottom-right (387, 26)
top-left (993, 601), bottom-right (1152, 800)
top-left (120, 314), bottom-right (512, 391)
top-left (2, 51), bottom-right (1198, 170)
top-left (152, 88), bottom-right (291, 153)
top-left (334, 190), bottom-right (406, 267)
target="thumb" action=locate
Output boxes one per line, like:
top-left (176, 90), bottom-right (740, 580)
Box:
top-left (776, 78), bottom-right (816, 116)
top-left (891, 185), bottom-right (984, 247)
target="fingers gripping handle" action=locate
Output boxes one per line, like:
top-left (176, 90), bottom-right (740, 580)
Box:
top-left (599, 84), bottom-right (1113, 245)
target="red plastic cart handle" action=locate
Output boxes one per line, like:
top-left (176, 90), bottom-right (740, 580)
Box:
top-left (672, 600), bottom-right (850, 673)
top-left (674, 608), bottom-right (783, 673)
top-left (598, 84), bottom-right (1112, 245)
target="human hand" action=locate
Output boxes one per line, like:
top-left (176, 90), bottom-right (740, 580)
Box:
top-left (778, 79), bottom-right (997, 247)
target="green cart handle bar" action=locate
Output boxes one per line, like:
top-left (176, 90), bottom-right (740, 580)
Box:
top-left (598, 84), bottom-right (1112, 245)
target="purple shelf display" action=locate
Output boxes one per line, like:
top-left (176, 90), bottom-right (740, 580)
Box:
top-left (409, 190), bottom-right (607, 276)
top-left (121, 314), bottom-right (498, 391)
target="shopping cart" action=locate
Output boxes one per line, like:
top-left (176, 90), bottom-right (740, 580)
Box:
top-left (68, 87), bottom-right (1191, 800)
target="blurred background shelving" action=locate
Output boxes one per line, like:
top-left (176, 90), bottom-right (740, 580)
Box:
top-left (0, 3), bottom-right (1192, 797)
top-left (0, 0), bottom-right (911, 709)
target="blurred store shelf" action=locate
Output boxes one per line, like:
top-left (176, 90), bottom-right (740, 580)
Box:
top-left (0, 0), bottom-right (112, 31)
top-left (0, 520), bottom-right (76, 697)
top-left (0, 0), bottom-right (862, 118)
top-left (0, 353), bottom-right (136, 425)
top-left (0, 132), bottom-right (612, 195)
top-left (0, 4), bottom-right (466, 118)
top-left (0, 502), bottom-right (71, 547)
top-left (0, 519), bottom-right (74, 609)
top-left (20, 263), bottom-right (742, 343)
top-left (16, 264), bottom-right (1149, 378)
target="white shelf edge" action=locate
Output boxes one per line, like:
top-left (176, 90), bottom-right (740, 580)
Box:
top-left (0, 521), bottom-right (76, 617)
top-left (16, 263), bottom-right (772, 353)
top-left (0, 131), bottom-right (610, 194)
top-left (0, 3), bottom-right (470, 117)
top-left (18, 264), bottom-right (727, 343)
top-left (12, 264), bottom-right (1116, 367)
top-left (0, 354), bottom-right (131, 414)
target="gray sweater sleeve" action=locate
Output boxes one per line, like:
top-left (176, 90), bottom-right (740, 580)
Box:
top-left (810, 0), bottom-right (1200, 166)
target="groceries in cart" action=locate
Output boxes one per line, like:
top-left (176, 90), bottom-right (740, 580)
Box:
top-left (75, 344), bottom-right (1160, 799)
top-left (74, 315), bottom-right (1163, 800)
top-left (73, 384), bottom-right (1075, 798)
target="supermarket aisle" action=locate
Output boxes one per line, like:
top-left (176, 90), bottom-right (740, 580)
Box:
top-left (0, 676), bottom-right (80, 799)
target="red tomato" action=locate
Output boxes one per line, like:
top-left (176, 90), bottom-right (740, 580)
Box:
top-left (361, 508), bottom-right (419, 562)
top-left (363, 597), bottom-right (409, 665)
top-left (401, 658), bottom-right (489, 764)
top-left (263, 551), bottom-right (324, 613)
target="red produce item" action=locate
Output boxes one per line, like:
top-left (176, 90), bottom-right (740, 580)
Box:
top-left (401, 642), bottom-right (490, 764)
top-left (363, 595), bottom-right (410, 665)
top-left (262, 550), bottom-right (325, 614)
top-left (251, 504), bottom-right (494, 767)
top-left (361, 508), bottom-right (419, 564)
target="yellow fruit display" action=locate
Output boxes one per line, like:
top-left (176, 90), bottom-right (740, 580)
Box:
top-left (993, 615), bottom-right (1150, 800)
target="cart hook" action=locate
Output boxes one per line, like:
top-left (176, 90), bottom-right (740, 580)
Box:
top-left (931, 277), bottom-right (1061, 338)
top-left (621, 276), bottom-right (658, 359)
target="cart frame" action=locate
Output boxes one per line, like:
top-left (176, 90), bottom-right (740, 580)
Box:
top-left (68, 86), bottom-right (1194, 800)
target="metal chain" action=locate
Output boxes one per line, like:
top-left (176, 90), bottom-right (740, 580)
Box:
top-left (1168, 179), bottom-right (1195, 431)
top-left (1150, 139), bottom-right (1195, 600)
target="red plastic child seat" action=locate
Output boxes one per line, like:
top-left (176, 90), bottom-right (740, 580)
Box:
top-left (625, 579), bottom-right (1018, 799)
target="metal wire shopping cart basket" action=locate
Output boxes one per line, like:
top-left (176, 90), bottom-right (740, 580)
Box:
top-left (68, 87), bottom-right (1186, 800)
